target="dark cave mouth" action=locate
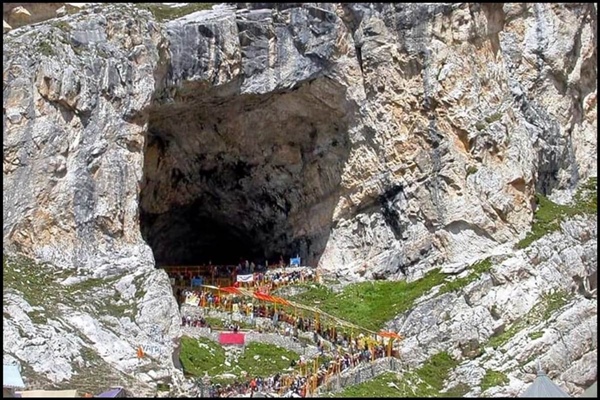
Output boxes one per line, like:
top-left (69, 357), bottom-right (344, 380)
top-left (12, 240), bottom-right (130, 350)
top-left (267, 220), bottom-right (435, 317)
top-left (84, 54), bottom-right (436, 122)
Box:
top-left (140, 205), bottom-right (268, 266)
top-left (137, 77), bottom-right (352, 268)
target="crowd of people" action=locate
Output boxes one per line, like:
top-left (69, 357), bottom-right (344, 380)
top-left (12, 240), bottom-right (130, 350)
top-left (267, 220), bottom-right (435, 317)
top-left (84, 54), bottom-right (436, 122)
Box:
top-left (181, 315), bottom-right (211, 329)
top-left (181, 315), bottom-right (243, 333)
top-left (180, 305), bottom-right (397, 397)
top-left (171, 262), bottom-right (397, 397)
top-left (166, 256), bottom-right (304, 287)
top-left (174, 268), bottom-right (316, 307)
top-left (208, 373), bottom-right (305, 398)
top-left (202, 340), bottom-right (393, 398)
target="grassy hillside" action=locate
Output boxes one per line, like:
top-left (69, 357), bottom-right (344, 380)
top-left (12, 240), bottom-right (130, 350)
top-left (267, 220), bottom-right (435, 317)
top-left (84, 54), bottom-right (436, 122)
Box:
top-left (517, 177), bottom-right (597, 249)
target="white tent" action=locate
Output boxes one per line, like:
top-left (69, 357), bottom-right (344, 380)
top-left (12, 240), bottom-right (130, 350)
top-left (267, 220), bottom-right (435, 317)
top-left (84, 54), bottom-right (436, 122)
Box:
top-left (520, 367), bottom-right (570, 398)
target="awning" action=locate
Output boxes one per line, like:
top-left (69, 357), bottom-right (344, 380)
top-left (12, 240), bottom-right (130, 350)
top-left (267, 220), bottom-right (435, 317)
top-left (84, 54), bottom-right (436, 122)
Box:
top-left (17, 390), bottom-right (79, 397)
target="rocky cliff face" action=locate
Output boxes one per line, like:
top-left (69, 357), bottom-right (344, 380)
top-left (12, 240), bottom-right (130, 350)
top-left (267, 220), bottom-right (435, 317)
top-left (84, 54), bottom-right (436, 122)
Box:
top-left (388, 214), bottom-right (597, 396)
top-left (3, 4), bottom-right (183, 395)
top-left (4, 2), bottom-right (597, 277)
top-left (2, 2), bottom-right (597, 395)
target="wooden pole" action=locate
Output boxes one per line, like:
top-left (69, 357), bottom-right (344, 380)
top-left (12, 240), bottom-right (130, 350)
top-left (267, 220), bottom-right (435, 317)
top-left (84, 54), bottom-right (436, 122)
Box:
top-left (217, 285), bottom-right (221, 311)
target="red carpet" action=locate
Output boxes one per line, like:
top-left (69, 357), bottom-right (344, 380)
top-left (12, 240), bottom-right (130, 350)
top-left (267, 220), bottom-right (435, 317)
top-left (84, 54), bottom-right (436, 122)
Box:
top-left (219, 332), bottom-right (245, 345)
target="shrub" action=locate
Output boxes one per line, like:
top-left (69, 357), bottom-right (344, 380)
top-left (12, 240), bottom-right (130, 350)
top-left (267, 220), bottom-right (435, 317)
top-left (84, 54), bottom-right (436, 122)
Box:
top-left (484, 112), bottom-right (502, 124)
top-left (481, 370), bottom-right (509, 391)
top-left (38, 41), bottom-right (55, 57)
top-left (466, 165), bottom-right (478, 177)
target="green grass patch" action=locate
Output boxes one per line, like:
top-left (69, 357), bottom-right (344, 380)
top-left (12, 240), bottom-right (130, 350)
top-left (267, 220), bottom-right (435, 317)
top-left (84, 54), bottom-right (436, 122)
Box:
top-left (133, 274), bottom-right (148, 301)
top-left (236, 342), bottom-right (299, 378)
top-left (179, 337), bottom-right (300, 382)
top-left (156, 383), bottom-right (170, 392)
top-left (337, 372), bottom-right (406, 397)
top-left (480, 370), bottom-right (509, 391)
top-left (466, 165), bottom-right (478, 177)
top-left (179, 336), bottom-right (227, 377)
top-left (28, 311), bottom-right (48, 324)
top-left (487, 322), bottom-right (521, 350)
top-left (439, 258), bottom-right (493, 295)
top-left (443, 382), bottom-right (471, 397)
top-left (517, 177), bottom-right (597, 249)
top-left (486, 289), bottom-right (570, 349)
top-left (415, 351), bottom-right (460, 394)
top-left (38, 41), bottom-right (55, 57)
top-left (96, 292), bottom-right (134, 318)
top-left (522, 354), bottom-right (538, 368)
top-left (3, 254), bottom-right (69, 309)
top-left (338, 351), bottom-right (459, 397)
top-left (67, 278), bottom-right (107, 294)
top-left (541, 290), bottom-right (569, 320)
top-left (54, 346), bottom-right (129, 396)
top-left (203, 316), bottom-right (255, 330)
top-left (485, 112), bottom-right (502, 124)
top-left (5, 253), bottom-right (142, 323)
top-left (134, 3), bottom-right (214, 22)
top-left (475, 121), bottom-right (487, 131)
top-left (204, 316), bottom-right (225, 328)
top-left (290, 269), bottom-right (447, 331)
top-left (52, 20), bottom-right (72, 32)
top-left (528, 331), bottom-right (544, 340)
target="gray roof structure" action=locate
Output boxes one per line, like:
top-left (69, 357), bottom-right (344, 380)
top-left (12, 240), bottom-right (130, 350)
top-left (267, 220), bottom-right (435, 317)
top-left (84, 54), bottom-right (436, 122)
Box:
top-left (520, 366), bottom-right (570, 398)
top-left (3, 364), bottom-right (26, 389)
top-left (581, 382), bottom-right (597, 398)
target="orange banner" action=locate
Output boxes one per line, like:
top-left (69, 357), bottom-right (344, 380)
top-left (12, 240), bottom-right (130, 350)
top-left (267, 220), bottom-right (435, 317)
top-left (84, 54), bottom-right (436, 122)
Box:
top-left (378, 331), bottom-right (402, 339)
top-left (220, 286), bottom-right (241, 294)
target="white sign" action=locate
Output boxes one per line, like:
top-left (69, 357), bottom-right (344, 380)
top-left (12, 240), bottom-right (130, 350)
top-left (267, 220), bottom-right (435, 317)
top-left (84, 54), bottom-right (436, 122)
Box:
top-left (236, 274), bottom-right (254, 283)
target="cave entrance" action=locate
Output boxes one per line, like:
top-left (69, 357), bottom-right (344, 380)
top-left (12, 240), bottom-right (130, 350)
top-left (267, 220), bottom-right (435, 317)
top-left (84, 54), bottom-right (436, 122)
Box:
top-left (138, 77), bottom-right (351, 269)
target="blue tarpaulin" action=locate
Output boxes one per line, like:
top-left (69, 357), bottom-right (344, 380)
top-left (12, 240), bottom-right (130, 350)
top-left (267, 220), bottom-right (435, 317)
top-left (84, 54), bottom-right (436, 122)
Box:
top-left (191, 277), bottom-right (203, 287)
top-left (96, 387), bottom-right (125, 398)
top-left (290, 257), bottom-right (301, 266)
